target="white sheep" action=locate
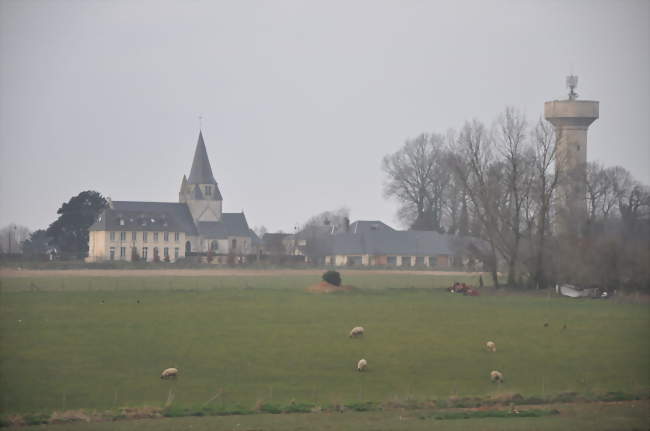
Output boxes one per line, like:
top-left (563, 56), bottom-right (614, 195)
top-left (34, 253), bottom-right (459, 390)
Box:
top-left (160, 367), bottom-right (179, 379)
top-left (357, 359), bottom-right (368, 372)
top-left (486, 341), bottom-right (496, 352)
top-left (490, 370), bottom-right (503, 383)
top-left (349, 326), bottom-right (365, 338)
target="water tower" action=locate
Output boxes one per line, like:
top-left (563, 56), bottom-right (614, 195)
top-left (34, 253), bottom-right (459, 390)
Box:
top-left (544, 76), bottom-right (599, 235)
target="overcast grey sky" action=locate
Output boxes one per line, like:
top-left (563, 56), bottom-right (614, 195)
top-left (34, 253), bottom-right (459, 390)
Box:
top-left (1, 0), bottom-right (648, 233)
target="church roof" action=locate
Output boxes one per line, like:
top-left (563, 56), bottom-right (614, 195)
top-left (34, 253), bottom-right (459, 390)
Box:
top-left (197, 213), bottom-right (252, 239)
top-left (187, 131), bottom-right (217, 185)
top-left (89, 201), bottom-right (198, 234)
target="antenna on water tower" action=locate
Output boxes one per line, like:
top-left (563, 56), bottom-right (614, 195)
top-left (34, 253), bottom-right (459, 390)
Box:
top-left (566, 75), bottom-right (578, 100)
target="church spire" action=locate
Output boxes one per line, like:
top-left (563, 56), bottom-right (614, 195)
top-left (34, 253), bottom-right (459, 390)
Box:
top-left (187, 131), bottom-right (217, 185)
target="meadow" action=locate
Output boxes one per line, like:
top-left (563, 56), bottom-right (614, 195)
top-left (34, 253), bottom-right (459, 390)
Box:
top-left (0, 270), bottom-right (648, 429)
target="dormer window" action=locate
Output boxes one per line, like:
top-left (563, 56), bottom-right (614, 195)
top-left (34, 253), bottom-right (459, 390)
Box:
top-left (119, 219), bottom-right (125, 226)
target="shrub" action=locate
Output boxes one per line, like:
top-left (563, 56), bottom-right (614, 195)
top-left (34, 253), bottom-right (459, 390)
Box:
top-left (427, 409), bottom-right (560, 420)
top-left (259, 403), bottom-right (283, 414)
top-left (344, 401), bottom-right (381, 412)
top-left (284, 402), bottom-right (314, 413)
top-left (24, 413), bottom-right (49, 426)
top-left (601, 391), bottom-right (638, 402)
top-left (322, 270), bottom-right (342, 286)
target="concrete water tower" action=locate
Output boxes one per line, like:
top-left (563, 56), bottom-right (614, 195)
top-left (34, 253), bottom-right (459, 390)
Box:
top-left (544, 76), bottom-right (599, 235)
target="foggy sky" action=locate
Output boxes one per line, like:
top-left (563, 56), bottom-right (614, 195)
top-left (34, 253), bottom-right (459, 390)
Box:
top-left (1, 0), bottom-right (648, 233)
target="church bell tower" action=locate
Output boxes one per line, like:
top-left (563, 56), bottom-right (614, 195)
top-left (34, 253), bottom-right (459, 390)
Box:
top-left (179, 131), bottom-right (223, 223)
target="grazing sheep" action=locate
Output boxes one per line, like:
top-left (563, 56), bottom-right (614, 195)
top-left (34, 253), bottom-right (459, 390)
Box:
top-left (349, 326), bottom-right (365, 338)
top-left (490, 370), bottom-right (504, 383)
top-left (357, 359), bottom-right (368, 372)
top-left (486, 341), bottom-right (496, 352)
top-left (160, 368), bottom-right (179, 379)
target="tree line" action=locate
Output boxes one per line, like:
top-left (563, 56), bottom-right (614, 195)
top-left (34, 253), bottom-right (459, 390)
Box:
top-left (1, 191), bottom-right (107, 260)
top-left (383, 107), bottom-right (650, 290)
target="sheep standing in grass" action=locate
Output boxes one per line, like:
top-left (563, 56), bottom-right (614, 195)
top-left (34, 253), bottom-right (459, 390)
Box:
top-left (160, 368), bottom-right (179, 379)
top-left (349, 326), bottom-right (365, 338)
top-left (490, 370), bottom-right (503, 383)
top-left (486, 341), bottom-right (496, 352)
top-left (357, 359), bottom-right (368, 372)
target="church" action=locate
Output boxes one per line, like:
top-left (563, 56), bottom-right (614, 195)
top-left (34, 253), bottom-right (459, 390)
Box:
top-left (85, 132), bottom-right (257, 263)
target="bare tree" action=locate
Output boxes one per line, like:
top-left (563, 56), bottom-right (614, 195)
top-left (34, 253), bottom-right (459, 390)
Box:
top-left (297, 207), bottom-right (350, 263)
top-left (382, 133), bottom-right (449, 231)
top-left (493, 107), bottom-right (532, 286)
top-left (0, 224), bottom-right (31, 254)
top-left (450, 119), bottom-right (503, 287)
top-left (529, 118), bottom-right (559, 289)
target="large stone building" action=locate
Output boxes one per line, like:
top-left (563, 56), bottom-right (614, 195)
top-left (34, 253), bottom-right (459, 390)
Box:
top-left (86, 132), bottom-right (257, 263)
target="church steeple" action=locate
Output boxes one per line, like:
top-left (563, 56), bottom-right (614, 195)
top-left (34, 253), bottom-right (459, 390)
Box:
top-left (180, 131), bottom-right (223, 222)
top-left (188, 131), bottom-right (217, 185)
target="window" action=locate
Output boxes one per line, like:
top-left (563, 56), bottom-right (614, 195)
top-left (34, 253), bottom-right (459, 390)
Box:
top-left (415, 256), bottom-right (425, 266)
top-left (132, 232), bottom-right (137, 241)
top-left (119, 219), bottom-right (125, 226)
top-left (142, 247), bottom-right (148, 260)
top-left (164, 232), bottom-right (169, 241)
top-left (153, 232), bottom-right (159, 241)
top-left (231, 239), bottom-right (237, 249)
top-left (120, 231), bottom-right (126, 241)
top-left (143, 232), bottom-right (148, 243)
top-left (387, 256), bottom-right (397, 265)
top-left (109, 247), bottom-right (115, 260)
top-left (429, 256), bottom-right (436, 267)
top-left (174, 248), bottom-right (179, 259)
top-left (211, 240), bottom-right (219, 251)
top-left (120, 247), bottom-right (126, 258)
top-left (164, 247), bottom-right (169, 257)
top-left (347, 256), bottom-right (362, 265)
top-left (174, 232), bottom-right (180, 241)
top-left (110, 232), bottom-right (116, 241)
top-left (205, 185), bottom-right (211, 195)
top-left (401, 256), bottom-right (412, 266)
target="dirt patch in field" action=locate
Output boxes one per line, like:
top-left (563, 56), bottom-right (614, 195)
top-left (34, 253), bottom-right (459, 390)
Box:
top-left (0, 268), bottom-right (484, 278)
top-left (307, 281), bottom-right (356, 293)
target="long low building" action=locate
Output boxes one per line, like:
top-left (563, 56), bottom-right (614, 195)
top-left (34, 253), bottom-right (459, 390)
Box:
top-left (299, 220), bottom-right (469, 267)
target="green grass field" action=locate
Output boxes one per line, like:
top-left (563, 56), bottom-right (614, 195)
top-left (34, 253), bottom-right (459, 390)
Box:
top-left (0, 271), bottom-right (648, 429)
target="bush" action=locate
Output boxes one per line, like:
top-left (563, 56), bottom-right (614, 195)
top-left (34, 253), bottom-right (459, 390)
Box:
top-left (344, 401), bottom-right (381, 412)
top-left (322, 270), bottom-right (342, 286)
top-left (259, 403), bottom-right (283, 414)
top-left (24, 413), bottom-right (49, 426)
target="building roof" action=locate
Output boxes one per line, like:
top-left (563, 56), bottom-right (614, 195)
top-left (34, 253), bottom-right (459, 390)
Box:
top-left (296, 219), bottom-right (468, 257)
top-left (196, 213), bottom-right (253, 239)
top-left (89, 201), bottom-right (198, 234)
top-left (187, 131), bottom-right (217, 185)
top-left (348, 220), bottom-right (395, 234)
top-left (330, 230), bottom-right (454, 256)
